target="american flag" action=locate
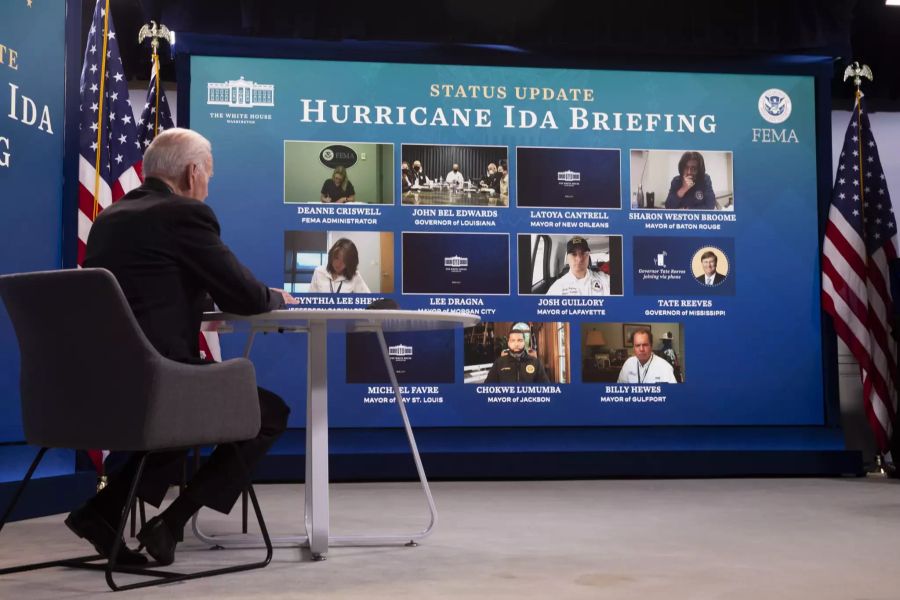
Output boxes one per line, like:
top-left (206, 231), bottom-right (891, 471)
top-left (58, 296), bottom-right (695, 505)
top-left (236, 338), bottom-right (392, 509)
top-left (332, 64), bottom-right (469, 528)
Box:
top-left (821, 91), bottom-right (898, 453)
top-left (77, 0), bottom-right (142, 266)
top-left (136, 53), bottom-right (174, 147)
top-left (136, 53), bottom-right (222, 363)
top-left (78, 0), bottom-right (143, 475)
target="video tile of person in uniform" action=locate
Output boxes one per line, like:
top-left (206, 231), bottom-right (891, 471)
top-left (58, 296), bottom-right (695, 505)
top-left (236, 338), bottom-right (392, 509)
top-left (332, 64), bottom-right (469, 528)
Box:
top-left (546, 236), bottom-right (610, 296)
top-left (484, 324), bottom-right (550, 383)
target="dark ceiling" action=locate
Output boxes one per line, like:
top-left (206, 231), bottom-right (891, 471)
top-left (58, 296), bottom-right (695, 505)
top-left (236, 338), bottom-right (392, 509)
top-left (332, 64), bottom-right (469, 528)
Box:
top-left (82, 0), bottom-right (900, 111)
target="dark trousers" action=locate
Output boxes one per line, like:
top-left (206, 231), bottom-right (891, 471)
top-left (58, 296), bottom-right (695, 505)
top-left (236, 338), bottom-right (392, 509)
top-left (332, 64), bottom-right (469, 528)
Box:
top-left (94, 387), bottom-right (289, 515)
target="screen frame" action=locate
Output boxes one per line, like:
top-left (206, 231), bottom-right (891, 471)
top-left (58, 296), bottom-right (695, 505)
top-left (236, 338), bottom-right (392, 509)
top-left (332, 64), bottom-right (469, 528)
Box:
top-left (173, 34), bottom-right (840, 436)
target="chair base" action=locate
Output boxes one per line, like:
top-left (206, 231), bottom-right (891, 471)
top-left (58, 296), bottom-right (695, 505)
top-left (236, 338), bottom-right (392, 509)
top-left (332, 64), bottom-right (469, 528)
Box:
top-left (0, 447), bottom-right (273, 592)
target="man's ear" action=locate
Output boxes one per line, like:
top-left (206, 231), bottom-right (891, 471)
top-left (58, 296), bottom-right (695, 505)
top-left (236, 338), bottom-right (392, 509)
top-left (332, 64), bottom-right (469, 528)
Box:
top-left (184, 164), bottom-right (197, 191)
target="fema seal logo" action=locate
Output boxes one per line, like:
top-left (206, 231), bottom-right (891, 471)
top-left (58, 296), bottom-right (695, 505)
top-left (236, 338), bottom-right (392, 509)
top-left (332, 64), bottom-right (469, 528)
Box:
top-left (322, 149), bottom-right (334, 161)
top-left (758, 88), bottom-right (792, 124)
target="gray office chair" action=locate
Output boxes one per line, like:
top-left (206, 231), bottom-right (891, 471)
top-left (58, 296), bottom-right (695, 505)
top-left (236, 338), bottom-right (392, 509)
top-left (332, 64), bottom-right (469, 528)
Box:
top-left (0, 268), bottom-right (272, 591)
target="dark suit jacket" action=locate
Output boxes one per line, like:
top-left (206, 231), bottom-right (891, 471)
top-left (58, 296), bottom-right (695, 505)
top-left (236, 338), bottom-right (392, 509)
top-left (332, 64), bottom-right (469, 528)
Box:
top-left (84, 178), bottom-right (282, 362)
top-left (696, 271), bottom-right (726, 286)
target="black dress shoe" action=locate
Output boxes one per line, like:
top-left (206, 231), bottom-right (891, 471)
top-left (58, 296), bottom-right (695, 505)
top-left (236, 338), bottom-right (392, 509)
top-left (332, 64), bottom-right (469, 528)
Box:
top-left (137, 516), bottom-right (177, 566)
top-left (64, 504), bottom-right (148, 566)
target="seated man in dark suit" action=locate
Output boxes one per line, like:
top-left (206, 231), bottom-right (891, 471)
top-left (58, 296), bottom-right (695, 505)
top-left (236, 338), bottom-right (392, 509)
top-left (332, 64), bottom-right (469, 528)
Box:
top-left (68, 128), bottom-right (299, 566)
top-left (696, 250), bottom-right (726, 286)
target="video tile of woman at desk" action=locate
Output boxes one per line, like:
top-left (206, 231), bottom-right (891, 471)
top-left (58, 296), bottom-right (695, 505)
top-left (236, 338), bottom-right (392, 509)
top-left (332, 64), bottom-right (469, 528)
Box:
top-left (320, 166), bottom-right (356, 203)
top-left (664, 151), bottom-right (716, 210)
top-left (309, 238), bottom-right (371, 293)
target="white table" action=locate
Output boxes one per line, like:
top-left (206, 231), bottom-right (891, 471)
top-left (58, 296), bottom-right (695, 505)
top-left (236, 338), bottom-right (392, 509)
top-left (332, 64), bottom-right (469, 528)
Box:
top-left (192, 309), bottom-right (479, 560)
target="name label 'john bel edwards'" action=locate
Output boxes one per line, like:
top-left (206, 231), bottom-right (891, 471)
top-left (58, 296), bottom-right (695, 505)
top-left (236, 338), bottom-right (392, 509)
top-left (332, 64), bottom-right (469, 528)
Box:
top-left (412, 207), bottom-right (497, 228)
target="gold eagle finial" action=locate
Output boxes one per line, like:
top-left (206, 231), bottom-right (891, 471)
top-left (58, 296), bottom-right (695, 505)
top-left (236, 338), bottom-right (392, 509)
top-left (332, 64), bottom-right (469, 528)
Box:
top-left (137, 21), bottom-right (174, 57)
top-left (843, 62), bottom-right (873, 89)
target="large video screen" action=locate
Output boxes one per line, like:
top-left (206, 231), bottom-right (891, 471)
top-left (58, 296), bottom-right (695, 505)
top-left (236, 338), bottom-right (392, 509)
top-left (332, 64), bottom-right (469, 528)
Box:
top-left (188, 55), bottom-right (823, 429)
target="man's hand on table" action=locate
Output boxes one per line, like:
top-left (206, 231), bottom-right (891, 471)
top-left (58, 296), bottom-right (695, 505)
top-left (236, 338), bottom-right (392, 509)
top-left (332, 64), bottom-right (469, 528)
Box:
top-left (271, 288), bottom-right (300, 307)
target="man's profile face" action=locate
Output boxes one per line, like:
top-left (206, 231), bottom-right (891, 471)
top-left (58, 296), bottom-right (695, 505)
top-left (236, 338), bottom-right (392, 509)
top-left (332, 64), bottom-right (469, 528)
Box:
top-left (682, 159), bottom-right (699, 179)
top-left (702, 256), bottom-right (717, 276)
top-left (487, 164), bottom-right (496, 175)
top-left (507, 332), bottom-right (525, 354)
top-left (633, 332), bottom-right (652, 364)
top-left (567, 249), bottom-right (590, 277)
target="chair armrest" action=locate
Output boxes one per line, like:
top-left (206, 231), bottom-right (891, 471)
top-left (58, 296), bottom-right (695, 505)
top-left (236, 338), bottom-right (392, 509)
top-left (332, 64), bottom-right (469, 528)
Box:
top-left (139, 358), bottom-right (261, 451)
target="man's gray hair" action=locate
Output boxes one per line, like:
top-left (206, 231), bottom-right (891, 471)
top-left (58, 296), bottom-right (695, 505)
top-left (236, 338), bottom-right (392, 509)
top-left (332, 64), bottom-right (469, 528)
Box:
top-left (143, 128), bottom-right (212, 180)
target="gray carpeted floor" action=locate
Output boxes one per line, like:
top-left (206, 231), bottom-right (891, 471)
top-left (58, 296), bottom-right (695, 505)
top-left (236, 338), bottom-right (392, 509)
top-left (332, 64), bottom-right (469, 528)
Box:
top-left (2, 477), bottom-right (900, 599)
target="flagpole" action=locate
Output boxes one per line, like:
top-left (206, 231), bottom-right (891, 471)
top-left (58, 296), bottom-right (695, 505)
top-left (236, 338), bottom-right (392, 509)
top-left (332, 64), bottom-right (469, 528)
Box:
top-left (844, 61), bottom-right (874, 226)
top-left (842, 62), bottom-right (896, 471)
top-left (92, 0), bottom-right (112, 220)
top-left (137, 20), bottom-right (173, 139)
top-left (154, 53), bottom-right (161, 136)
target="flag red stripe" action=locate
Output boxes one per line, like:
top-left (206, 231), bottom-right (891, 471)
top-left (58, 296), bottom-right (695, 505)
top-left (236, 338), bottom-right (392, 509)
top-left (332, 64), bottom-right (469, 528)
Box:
top-left (866, 256), bottom-right (892, 314)
top-left (862, 375), bottom-right (891, 451)
top-left (78, 183), bottom-right (96, 221)
top-left (821, 290), bottom-right (873, 373)
top-left (821, 257), bottom-right (868, 325)
top-left (824, 221), bottom-right (867, 280)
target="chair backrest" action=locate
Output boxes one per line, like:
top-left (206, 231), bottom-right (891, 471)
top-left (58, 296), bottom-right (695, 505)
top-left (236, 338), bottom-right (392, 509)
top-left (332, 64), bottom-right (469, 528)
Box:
top-left (0, 268), bottom-right (161, 448)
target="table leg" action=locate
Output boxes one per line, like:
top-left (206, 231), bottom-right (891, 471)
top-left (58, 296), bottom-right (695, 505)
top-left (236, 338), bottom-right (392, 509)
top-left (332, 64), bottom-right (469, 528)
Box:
top-left (192, 328), bottom-right (312, 549)
top-left (305, 320), bottom-right (329, 559)
top-left (191, 320), bottom-right (438, 555)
